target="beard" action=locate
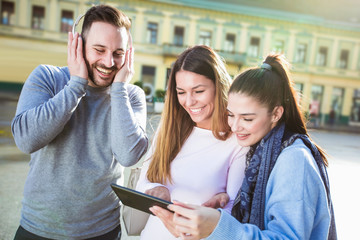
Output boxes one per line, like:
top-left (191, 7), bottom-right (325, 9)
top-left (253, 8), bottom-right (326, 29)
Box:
top-left (85, 58), bottom-right (118, 88)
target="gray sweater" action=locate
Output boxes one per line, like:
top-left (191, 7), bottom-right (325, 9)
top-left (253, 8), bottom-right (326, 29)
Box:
top-left (11, 65), bottom-right (148, 239)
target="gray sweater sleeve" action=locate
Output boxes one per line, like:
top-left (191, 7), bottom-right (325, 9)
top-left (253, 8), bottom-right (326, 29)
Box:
top-left (110, 82), bottom-right (148, 167)
top-left (11, 65), bottom-right (88, 153)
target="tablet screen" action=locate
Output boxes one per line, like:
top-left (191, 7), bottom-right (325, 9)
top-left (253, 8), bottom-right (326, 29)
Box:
top-left (111, 183), bottom-right (173, 215)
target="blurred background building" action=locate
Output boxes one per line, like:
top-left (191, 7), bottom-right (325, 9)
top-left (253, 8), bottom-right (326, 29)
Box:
top-left (1, 0), bottom-right (360, 127)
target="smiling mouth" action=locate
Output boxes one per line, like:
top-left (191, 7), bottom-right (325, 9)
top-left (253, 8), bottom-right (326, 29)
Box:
top-left (237, 133), bottom-right (250, 138)
top-left (189, 107), bottom-right (204, 114)
top-left (96, 66), bottom-right (113, 76)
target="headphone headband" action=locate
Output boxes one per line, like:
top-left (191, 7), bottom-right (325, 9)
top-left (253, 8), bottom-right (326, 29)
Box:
top-left (72, 13), bottom-right (85, 36)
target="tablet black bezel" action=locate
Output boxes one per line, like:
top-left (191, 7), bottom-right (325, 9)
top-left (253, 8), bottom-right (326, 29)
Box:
top-left (111, 183), bottom-right (173, 215)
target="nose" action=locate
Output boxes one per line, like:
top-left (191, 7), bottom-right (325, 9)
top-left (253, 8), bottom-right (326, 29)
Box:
top-left (229, 117), bottom-right (242, 133)
top-left (185, 93), bottom-right (196, 107)
top-left (103, 52), bottom-right (115, 68)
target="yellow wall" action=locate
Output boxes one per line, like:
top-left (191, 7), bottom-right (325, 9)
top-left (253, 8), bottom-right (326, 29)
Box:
top-left (0, 36), bottom-right (67, 83)
top-left (1, 0), bottom-right (360, 125)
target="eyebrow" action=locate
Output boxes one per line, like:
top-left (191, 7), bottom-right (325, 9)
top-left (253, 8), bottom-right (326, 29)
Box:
top-left (176, 84), bottom-right (207, 90)
top-left (227, 109), bottom-right (256, 116)
top-left (239, 113), bottom-right (256, 116)
top-left (92, 44), bottom-right (125, 52)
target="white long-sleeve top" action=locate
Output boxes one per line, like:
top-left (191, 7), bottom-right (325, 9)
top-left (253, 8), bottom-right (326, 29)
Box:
top-left (136, 126), bottom-right (248, 239)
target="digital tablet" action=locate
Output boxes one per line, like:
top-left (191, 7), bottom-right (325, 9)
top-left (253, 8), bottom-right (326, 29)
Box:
top-left (111, 183), bottom-right (173, 215)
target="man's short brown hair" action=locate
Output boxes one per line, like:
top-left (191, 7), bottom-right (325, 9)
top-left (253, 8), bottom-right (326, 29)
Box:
top-left (81, 5), bottom-right (131, 41)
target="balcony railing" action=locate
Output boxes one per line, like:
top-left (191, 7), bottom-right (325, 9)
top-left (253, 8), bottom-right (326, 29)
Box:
top-left (163, 43), bottom-right (187, 57)
top-left (218, 50), bottom-right (246, 65)
top-left (0, 24), bottom-right (68, 43)
top-left (163, 43), bottom-right (246, 66)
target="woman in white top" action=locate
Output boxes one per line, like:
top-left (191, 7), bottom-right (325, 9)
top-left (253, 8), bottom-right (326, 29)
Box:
top-left (150, 54), bottom-right (336, 240)
top-left (136, 45), bottom-right (248, 239)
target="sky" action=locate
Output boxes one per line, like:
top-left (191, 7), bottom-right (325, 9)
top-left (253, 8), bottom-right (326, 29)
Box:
top-left (205, 0), bottom-right (360, 24)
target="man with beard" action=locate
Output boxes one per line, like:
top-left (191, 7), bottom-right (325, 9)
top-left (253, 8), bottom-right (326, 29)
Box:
top-left (11, 5), bottom-right (148, 240)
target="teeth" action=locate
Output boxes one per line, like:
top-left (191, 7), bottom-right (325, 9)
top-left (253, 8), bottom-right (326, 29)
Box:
top-left (238, 134), bottom-right (249, 137)
top-left (190, 108), bottom-right (203, 113)
top-left (96, 67), bottom-right (112, 74)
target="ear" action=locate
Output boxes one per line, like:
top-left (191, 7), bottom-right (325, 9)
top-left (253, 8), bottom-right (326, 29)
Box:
top-left (272, 106), bottom-right (284, 123)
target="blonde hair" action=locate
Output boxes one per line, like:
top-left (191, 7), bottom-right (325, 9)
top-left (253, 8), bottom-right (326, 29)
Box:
top-left (147, 45), bottom-right (232, 184)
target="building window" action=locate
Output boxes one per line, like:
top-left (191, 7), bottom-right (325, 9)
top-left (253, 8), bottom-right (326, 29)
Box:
top-left (173, 26), bottom-right (184, 46)
top-left (295, 43), bottom-right (307, 63)
top-left (331, 87), bottom-right (344, 123)
top-left (316, 46), bottom-right (328, 66)
top-left (60, 10), bottom-right (73, 33)
top-left (273, 40), bottom-right (284, 53)
top-left (32, 5), bottom-right (45, 30)
top-left (224, 33), bottom-right (236, 52)
top-left (350, 89), bottom-right (360, 123)
top-left (147, 22), bottom-right (158, 44)
top-left (249, 37), bottom-right (260, 57)
top-left (294, 83), bottom-right (303, 104)
top-left (1, 1), bottom-right (15, 25)
top-left (309, 85), bottom-right (323, 126)
top-left (199, 30), bottom-right (212, 46)
top-left (141, 66), bottom-right (156, 100)
top-left (339, 49), bottom-right (349, 69)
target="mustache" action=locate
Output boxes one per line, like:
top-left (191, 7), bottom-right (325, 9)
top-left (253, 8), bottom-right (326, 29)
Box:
top-left (94, 64), bottom-right (118, 72)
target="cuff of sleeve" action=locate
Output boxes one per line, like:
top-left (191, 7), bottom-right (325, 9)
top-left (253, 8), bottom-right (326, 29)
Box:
top-left (207, 208), bottom-right (226, 239)
top-left (207, 208), bottom-right (244, 239)
top-left (111, 82), bottom-right (127, 91)
top-left (69, 76), bottom-right (88, 94)
top-left (111, 82), bottom-right (128, 99)
top-left (70, 75), bottom-right (88, 85)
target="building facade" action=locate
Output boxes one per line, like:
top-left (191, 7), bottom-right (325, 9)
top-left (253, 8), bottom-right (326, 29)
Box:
top-left (1, 0), bottom-right (360, 126)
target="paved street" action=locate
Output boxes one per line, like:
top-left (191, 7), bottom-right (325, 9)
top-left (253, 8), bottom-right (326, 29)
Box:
top-left (1, 95), bottom-right (359, 239)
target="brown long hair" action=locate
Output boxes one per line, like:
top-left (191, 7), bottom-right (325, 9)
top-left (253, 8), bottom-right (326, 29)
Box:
top-left (147, 45), bottom-right (232, 184)
top-left (229, 54), bottom-right (328, 166)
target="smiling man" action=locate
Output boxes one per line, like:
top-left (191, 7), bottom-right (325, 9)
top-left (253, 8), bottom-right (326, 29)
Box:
top-left (11, 5), bottom-right (148, 240)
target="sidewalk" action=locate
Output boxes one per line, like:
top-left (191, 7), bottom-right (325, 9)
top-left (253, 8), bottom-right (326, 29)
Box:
top-left (307, 124), bottom-right (360, 135)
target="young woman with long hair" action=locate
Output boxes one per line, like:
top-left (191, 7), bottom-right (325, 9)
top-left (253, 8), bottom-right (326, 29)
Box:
top-left (136, 45), bottom-right (248, 239)
top-left (151, 54), bottom-right (337, 240)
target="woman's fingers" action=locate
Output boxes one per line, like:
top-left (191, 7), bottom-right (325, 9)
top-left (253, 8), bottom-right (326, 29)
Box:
top-left (202, 192), bottom-right (229, 209)
top-left (169, 202), bottom-right (198, 218)
top-left (150, 206), bottom-right (180, 238)
top-left (169, 202), bottom-right (220, 239)
top-left (151, 206), bottom-right (173, 220)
